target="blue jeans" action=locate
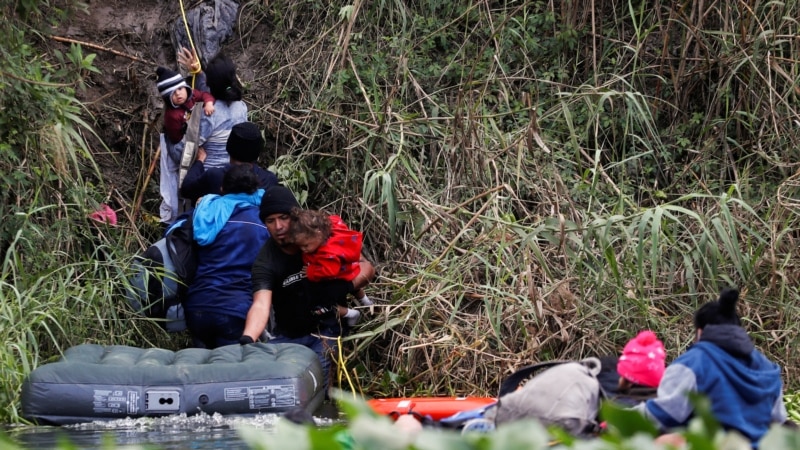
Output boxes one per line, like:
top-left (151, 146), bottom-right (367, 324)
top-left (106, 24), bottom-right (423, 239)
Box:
top-left (185, 309), bottom-right (245, 349)
top-left (270, 324), bottom-right (341, 389)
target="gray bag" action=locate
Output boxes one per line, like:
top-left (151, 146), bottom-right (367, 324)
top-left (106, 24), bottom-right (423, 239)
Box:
top-left (178, 103), bottom-right (202, 188)
top-left (125, 217), bottom-right (197, 333)
top-left (170, 0), bottom-right (239, 66)
top-left (484, 357), bottom-right (603, 435)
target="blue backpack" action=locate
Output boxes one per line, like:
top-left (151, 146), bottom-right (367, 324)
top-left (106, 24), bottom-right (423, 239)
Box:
top-left (125, 216), bottom-right (197, 332)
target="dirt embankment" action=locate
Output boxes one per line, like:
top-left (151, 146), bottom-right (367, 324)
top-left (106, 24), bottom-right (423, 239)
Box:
top-left (55, 0), bottom-right (274, 219)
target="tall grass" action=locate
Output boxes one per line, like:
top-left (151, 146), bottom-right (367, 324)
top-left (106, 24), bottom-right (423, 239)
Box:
top-left (0, 153), bottom-right (178, 422)
top-left (238, 0), bottom-right (800, 396)
top-left (0, 2), bottom-right (180, 423)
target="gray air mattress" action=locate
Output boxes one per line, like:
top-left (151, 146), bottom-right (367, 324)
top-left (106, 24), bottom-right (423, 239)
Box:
top-left (21, 343), bottom-right (325, 425)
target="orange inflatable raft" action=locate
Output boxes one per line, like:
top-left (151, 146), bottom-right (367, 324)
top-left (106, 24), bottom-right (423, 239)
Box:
top-left (367, 396), bottom-right (496, 421)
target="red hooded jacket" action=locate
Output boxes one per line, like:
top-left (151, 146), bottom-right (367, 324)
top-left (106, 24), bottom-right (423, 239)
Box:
top-left (303, 215), bottom-right (362, 282)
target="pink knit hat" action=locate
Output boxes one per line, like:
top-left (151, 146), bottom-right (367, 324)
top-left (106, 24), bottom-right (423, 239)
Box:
top-left (617, 330), bottom-right (666, 388)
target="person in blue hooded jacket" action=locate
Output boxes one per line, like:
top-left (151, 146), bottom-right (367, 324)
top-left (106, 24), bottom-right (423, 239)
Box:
top-left (633, 287), bottom-right (787, 447)
top-left (184, 164), bottom-right (270, 348)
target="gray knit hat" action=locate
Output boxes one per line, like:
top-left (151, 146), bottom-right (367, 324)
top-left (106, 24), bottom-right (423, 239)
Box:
top-left (156, 66), bottom-right (190, 99)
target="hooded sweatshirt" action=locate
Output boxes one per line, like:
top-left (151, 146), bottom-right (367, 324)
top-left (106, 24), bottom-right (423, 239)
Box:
top-left (634, 324), bottom-right (786, 447)
top-left (185, 189), bottom-right (269, 319)
top-left (303, 215), bottom-right (363, 282)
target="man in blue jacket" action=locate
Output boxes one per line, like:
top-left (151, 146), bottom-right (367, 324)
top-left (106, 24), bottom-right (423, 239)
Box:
top-left (633, 287), bottom-right (787, 447)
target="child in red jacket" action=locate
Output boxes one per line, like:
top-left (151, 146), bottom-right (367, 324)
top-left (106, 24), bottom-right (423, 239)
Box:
top-left (156, 66), bottom-right (215, 145)
top-left (289, 208), bottom-right (373, 326)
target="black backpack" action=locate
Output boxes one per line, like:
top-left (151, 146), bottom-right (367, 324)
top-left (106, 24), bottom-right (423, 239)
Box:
top-left (125, 215), bottom-right (198, 332)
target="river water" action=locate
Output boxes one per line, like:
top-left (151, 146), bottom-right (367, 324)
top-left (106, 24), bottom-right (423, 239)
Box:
top-left (4, 404), bottom-right (341, 449)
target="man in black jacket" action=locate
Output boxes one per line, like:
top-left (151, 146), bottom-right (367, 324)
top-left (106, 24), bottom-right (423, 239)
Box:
top-left (240, 186), bottom-right (375, 387)
top-left (180, 121), bottom-right (278, 205)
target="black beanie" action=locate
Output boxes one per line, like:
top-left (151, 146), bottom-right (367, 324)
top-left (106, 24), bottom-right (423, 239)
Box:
top-left (259, 186), bottom-right (300, 221)
top-left (156, 66), bottom-right (190, 99)
top-left (227, 122), bottom-right (264, 162)
top-left (693, 287), bottom-right (742, 329)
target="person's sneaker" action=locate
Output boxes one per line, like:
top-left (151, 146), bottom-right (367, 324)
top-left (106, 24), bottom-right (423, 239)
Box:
top-left (344, 308), bottom-right (361, 327)
top-left (358, 295), bottom-right (374, 306)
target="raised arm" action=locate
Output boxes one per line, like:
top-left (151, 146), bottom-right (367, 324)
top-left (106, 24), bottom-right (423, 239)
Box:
top-left (177, 47), bottom-right (201, 74)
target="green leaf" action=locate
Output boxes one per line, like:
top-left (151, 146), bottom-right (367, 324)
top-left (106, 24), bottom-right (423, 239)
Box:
top-left (339, 5), bottom-right (354, 21)
top-left (599, 401), bottom-right (658, 438)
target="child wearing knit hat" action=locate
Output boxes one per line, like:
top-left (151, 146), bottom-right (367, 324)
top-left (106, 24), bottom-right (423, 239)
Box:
top-left (156, 66), bottom-right (216, 145)
top-left (617, 330), bottom-right (666, 392)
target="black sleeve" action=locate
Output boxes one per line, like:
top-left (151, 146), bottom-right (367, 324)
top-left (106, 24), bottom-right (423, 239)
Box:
top-left (251, 242), bottom-right (277, 292)
top-left (256, 167), bottom-right (279, 191)
top-left (179, 160), bottom-right (206, 202)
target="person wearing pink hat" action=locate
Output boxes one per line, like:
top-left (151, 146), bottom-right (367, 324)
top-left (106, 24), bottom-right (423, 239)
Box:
top-left (617, 330), bottom-right (666, 392)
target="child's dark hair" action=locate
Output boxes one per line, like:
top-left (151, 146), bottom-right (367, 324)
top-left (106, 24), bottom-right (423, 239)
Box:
top-left (204, 53), bottom-right (243, 103)
top-left (221, 164), bottom-right (258, 195)
top-left (289, 208), bottom-right (331, 242)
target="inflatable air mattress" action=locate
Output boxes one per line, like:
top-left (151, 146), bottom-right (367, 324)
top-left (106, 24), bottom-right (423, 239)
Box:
top-left (21, 343), bottom-right (324, 425)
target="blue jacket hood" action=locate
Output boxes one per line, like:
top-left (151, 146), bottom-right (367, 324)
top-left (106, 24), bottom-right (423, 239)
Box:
top-left (688, 326), bottom-right (783, 444)
top-left (193, 189), bottom-right (264, 245)
top-left (691, 339), bottom-right (781, 407)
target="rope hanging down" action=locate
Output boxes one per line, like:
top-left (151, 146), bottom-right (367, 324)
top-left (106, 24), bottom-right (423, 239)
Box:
top-left (178, 0), bottom-right (201, 87)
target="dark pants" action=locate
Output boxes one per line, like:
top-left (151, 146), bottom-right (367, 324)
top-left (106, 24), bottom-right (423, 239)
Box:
top-left (185, 309), bottom-right (245, 349)
top-left (270, 322), bottom-right (342, 389)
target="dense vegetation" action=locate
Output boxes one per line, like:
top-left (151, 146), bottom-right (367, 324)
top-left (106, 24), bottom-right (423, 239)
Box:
top-left (3, 0), bottom-right (800, 435)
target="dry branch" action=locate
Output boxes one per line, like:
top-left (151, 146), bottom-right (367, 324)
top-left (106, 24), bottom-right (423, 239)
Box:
top-left (51, 35), bottom-right (153, 65)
